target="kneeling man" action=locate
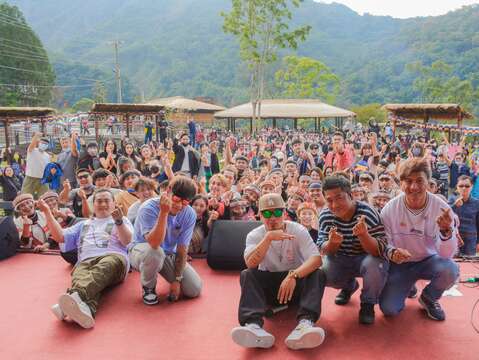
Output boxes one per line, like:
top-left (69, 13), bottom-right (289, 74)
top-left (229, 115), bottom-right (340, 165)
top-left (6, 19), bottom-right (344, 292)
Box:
top-left (380, 159), bottom-right (459, 321)
top-left (231, 193), bottom-right (325, 350)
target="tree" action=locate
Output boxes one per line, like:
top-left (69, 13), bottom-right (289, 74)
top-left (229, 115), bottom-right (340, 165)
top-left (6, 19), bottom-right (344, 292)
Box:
top-left (0, 4), bottom-right (55, 106)
top-left (350, 103), bottom-right (386, 125)
top-left (274, 55), bottom-right (340, 103)
top-left (72, 98), bottom-right (95, 112)
top-left (222, 0), bottom-right (311, 129)
top-left (93, 81), bottom-right (107, 103)
top-left (406, 61), bottom-right (478, 111)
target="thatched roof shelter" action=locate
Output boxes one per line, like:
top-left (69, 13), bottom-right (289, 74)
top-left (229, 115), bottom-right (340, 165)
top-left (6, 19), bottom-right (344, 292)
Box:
top-left (215, 99), bottom-right (355, 119)
top-left (215, 99), bottom-right (355, 132)
top-left (383, 103), bottom-right (474, 140)
top-left (0, 107), bottom-right (56, 147)
top-left (383, 103), bottom-right (473, 121)
top-left (90, 103), bottom-right (164, 114)
top-left (146, 96), bottom-right (225, 112)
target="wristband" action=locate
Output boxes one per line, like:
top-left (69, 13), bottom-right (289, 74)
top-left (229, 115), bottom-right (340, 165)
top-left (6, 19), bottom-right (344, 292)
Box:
top-left (439, 228), bottom-right (452, 241)
top-left (114, 219), bottom-right (124, 226)
top-left (288, 270), bottom-right (299, 280)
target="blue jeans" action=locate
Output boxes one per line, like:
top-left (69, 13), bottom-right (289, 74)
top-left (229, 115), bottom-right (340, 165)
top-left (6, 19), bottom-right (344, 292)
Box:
top-left (322, 254), bottom-right (389, 304)
top-left (460, 232), bottom-right (477, 256)
top-left (379, 255), bottom-right (459, 316)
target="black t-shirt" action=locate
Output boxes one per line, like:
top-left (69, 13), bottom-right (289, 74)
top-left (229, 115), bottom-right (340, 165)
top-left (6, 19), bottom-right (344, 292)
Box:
top-left (99, 152), bottom-right (119, 174)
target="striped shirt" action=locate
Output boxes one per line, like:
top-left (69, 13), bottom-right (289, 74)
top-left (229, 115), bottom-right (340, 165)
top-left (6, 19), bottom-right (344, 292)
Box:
top-left (317, 201), bottom-right (392, 259)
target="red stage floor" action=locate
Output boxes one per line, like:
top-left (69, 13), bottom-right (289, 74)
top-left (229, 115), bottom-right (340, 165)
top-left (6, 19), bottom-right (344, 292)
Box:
top-left (0, 254), bottom-right (478, 360)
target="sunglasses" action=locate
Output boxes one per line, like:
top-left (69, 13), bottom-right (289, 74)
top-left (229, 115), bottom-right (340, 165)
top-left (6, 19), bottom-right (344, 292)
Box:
top-left (172, 195), bottom-right (190, 205)
top-left (458, 185), bottom-right (471, 188)
top-left (261, 208), bottom-right (284, 219)
top-left (77, 174), bottom-right (90, 180)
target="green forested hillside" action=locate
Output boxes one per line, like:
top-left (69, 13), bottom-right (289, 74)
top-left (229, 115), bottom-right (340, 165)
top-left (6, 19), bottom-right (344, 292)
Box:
top-left (0, 2), bottom-right (55, 106)
top-left (3, 0), bottom-right (479, 114)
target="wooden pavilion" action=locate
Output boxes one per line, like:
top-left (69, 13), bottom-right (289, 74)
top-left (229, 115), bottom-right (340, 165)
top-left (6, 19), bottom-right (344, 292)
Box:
top-left (145, 96), bottom-right (225, 124)
top-left (0, 107), bottom-right (56, 147)
top-left (214, 99), bottom-right (356, 133)
top-left (383, 103), bottom-right (474, 140)
top-left (89, 103), bottom-right (165, 142)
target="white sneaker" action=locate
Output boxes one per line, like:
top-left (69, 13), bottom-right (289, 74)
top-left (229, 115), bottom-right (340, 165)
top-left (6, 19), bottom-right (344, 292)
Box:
top-left (231, 323), bottom-right (275, 348)
top-left (51, 304), bottom-right (65, 321)
top-left (58, 292), bottom-right (95, 329)
top-left (285, 319), bottom-right (325, 350)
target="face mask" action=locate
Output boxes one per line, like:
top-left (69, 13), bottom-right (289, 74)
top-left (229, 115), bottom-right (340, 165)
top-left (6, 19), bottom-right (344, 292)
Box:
top-left (127, 189), bottom-right (135, 193)
top-left (39, 143), bottom-right (49, 151)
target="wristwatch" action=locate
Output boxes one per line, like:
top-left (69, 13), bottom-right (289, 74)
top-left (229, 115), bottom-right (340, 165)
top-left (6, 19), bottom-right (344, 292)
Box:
top-left (175, 275), bottom-right (184, 282)
top-left (114, 218), bottom-right (124, 226)
top-left (288, 270), bottom-right (299, 280)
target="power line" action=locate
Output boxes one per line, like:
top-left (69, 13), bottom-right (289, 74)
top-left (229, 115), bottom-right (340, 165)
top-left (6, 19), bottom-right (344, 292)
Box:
top-left (0, 11), bottom-right (27, 22)
top-left (0, 64), bottom-right (50, 74)
top-left (0, 52), bottom-right (50, 63)
top-left (0, 83), bottom-right (95, 89)
top-left (0, 17), bottom-right (31, 31)
top-left (0, 42), bottom-right (49, 57)
top-left (0, 36), bottom-right (45, 50)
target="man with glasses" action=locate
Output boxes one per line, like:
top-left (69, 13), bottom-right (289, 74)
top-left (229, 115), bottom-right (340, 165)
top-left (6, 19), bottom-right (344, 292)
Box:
top-left (130, 176), bottom-right (202, 305)
top-left (380, 158), bottom-right (459, 321)
top-left (450, 175), bottom-right (479, 256)
top-left (59, 168), bottom-right (95, 218)
top-left (231, 193), bottom-right (326, 350)
top-left (39, 189), bottom-right (133, 329)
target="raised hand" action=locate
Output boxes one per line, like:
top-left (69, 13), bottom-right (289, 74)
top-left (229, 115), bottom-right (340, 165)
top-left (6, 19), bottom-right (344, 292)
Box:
top-left (328, 226), bottom-right (343, 246)
top-left (436, 208), bottom-right (453, 231)
top-left (160, 193), bottom-right (172, 214)
top-left (111, 207), bottom-right (123, 222)
top-left (36, 199), bottom-right (50, 214)
top-left (63, 179), bottom-right (71, 193)
top-left (391, 248), bottom-right (412, 264)
top-left (266, 230), bottom-right (295, 242)
top-left (352, 215), bottom-right (369, 237)
top-left (453, 196), bottom-right (464, 208)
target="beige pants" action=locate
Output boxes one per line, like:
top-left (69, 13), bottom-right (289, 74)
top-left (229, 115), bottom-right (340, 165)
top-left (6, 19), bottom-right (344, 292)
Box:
top-left (21, 176), bottom-right (49, 199)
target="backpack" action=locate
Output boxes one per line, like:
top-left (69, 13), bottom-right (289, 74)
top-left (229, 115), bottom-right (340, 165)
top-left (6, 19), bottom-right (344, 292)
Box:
top-left (0, 216), bottom-right (20, 260)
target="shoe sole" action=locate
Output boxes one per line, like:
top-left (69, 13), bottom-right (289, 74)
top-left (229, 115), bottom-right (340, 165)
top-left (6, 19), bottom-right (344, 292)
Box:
top-left (285, 329), bottom-right (326, 350)
top-left (231, 327), bottom-right (275, 348)
top-left (335, 281), bottom-right (360, 305)
top-left (59, 294), bottom-right (95, 329)
top-left (418, 296), bottom-right (444, 321)
top-left (143, 298), bottom-right (159, 305)
top-left (50, 305), bottom-right (65, 321)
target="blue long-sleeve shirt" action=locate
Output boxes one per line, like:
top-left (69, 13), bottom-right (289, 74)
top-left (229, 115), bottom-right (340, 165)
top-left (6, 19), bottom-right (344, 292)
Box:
top-left (451, 196), bottom-right (479, 235)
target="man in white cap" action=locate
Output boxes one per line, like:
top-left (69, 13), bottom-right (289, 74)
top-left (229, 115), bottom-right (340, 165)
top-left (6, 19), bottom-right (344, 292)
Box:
top-left (231, 193), bottom-right (326, 350)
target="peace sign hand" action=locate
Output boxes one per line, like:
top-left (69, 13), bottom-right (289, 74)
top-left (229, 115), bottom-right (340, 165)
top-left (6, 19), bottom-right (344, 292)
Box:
top-left (436, 208), bottom-right (453, 232)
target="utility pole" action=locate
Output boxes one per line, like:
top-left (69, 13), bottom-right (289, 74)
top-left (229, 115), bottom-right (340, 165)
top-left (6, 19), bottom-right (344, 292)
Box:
top-left (111, 40), bottom-right (123, 103)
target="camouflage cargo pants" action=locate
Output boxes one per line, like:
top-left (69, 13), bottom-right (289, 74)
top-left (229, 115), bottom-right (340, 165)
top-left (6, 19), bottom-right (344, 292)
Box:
top-left (68, 254), bottom-right (127, 316)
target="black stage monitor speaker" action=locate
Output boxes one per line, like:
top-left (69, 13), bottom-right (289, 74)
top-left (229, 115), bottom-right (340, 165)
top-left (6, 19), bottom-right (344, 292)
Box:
top-left (0, 216), bottom-right (20, 260)
top-left (206, 220), bottom-right (263, 271)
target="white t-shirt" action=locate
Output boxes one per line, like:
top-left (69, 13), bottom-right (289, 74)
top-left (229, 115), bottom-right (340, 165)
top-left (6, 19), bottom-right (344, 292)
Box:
top-left (244, 221), bottom-right (320, 272)
top-left (26, 148), bottom-right (50, 178)
top-left (381, 192), bottom-right (458, 262)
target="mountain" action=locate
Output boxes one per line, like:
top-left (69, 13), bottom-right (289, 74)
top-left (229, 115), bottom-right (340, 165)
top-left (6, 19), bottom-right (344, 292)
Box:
top-left (4, 0), bottom-right (479, 113)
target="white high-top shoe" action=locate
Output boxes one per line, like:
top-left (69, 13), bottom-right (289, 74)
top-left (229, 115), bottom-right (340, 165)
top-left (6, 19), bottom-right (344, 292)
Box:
top-left (58, 292), bottom-right (95, 329)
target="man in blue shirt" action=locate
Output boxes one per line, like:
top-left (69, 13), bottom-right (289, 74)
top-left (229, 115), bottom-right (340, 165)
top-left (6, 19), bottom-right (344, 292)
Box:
top-left (129, 176), bottom-right (202, 305)
top-left (450, 175), bottom-right (479, 256)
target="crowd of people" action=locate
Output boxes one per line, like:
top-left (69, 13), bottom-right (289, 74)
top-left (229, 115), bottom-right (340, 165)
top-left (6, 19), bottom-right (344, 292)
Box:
top-left (2, 119), bottom-right (479, 350)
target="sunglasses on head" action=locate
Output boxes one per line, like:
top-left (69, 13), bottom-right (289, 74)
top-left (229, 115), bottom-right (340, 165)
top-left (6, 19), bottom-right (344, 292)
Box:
top-left (172, 194), bottom-right (190, 205)
top-left (261, 208), bottom-right (284, 219)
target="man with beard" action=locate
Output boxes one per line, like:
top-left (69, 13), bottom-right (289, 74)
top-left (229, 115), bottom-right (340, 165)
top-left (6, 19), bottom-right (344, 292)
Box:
top-left (231, 193), bottom-right (326, 350)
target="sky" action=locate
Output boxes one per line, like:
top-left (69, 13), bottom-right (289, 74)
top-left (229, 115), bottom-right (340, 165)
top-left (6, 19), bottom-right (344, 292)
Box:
top-left (316, 0), bottom-right (479, 18)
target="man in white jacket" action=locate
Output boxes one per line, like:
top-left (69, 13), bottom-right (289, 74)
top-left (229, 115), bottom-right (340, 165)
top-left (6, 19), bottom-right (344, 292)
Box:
top-left (379, 158), bottom-right (459, 321)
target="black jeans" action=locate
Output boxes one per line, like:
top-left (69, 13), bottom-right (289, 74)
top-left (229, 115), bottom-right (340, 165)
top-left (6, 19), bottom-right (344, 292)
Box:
top-left (238, 268), bottom-right (326, 327)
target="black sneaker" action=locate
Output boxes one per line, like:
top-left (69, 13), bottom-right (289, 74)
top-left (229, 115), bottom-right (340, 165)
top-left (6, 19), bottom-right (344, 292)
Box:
top-left (419, 293), bottom-right (445, 321)
top-left (408, 284), bottom-right (418, 299)
top-left (359, 303), bottom-right (375, 325)
top-left (335, 280), bottom-right (360, 305)
top-left (142, 286), bottom-right (159, 305)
